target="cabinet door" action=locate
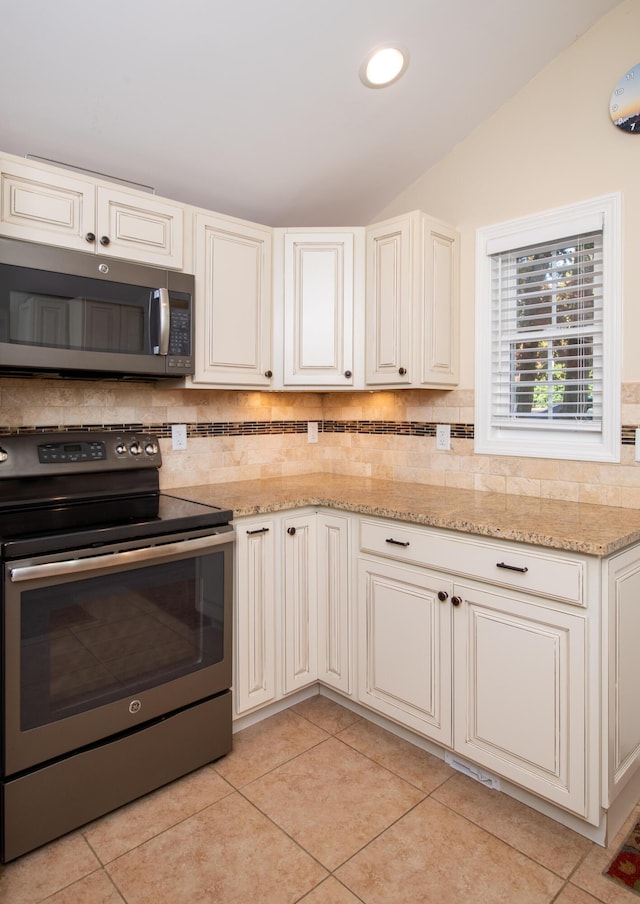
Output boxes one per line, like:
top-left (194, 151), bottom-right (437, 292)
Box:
top-left (418, 216), bottom-right (459, 387)
top-left (234, 519), bottom-right (277, 715)
top-left (605, 546), bottom-right (640, 804)
top-left (282, 513), bottom-right (318, 694)
top-left (193, 213), bottom-right (272, 387)
top-left (283, 232), bottom-right (354, 387)
top-left (317, 513), bottom-right (351, 694)
top-left (365, 215), bottom-right (412, 385)
top-left (358, 559), bottom-right (453, 744)
top-left (95, 188), bottom-right (184, 269)
top-left (453, 582), bottom-right (587, 816)
top-left (0, 159), bottom-right (95, 252)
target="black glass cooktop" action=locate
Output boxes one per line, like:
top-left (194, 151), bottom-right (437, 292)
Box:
top-left (0, 493), bottom-right (233, 559)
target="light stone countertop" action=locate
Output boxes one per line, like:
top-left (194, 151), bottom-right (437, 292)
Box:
top-left (167, 473), bottom-right (640, 557)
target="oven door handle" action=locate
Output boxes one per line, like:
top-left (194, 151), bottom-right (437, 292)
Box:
top-left (8, 530), bottom-right (236, 583)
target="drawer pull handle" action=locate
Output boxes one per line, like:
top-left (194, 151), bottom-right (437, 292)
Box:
top-left (246, 527), bottom-right (270, 535)
top-left (386, 538), bottom-right (410, 547)
top-left (496, 562), bottom-right (529, 574)
top-left (437, 591), bottom-right (449, 602)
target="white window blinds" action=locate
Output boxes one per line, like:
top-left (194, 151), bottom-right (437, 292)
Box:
top-left (490, 230), bottom-right (603, 431)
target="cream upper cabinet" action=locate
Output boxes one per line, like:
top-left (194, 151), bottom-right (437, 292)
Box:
top-left (273, 228), bottom-right (364, 389)
top-left (0, 155), bottom-right (184, 269)
top-left (94, 187), bottom-right (183, 269)
top-left (190, 212), bottom-right (273, 388)
top-left (365, 215), bottom-right (412, 386)
top-left (365, 210), bottom-right (459, 388)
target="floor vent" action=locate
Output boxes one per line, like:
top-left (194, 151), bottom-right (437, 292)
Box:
top-left (445, 752), bottom-right (501, 790)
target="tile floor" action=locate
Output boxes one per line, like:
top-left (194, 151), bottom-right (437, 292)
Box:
top-left (1, 695), bottom-right (638, 903)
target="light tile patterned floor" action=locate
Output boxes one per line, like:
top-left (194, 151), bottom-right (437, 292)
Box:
top-left (1, 695), bottom-right (638, 903)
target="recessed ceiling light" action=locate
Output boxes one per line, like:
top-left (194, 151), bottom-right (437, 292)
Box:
top-left (359, 44), bottom-right (409, 89)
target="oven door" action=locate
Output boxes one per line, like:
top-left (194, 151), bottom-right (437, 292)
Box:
top-left (2, 527), bottom-right (234, 777)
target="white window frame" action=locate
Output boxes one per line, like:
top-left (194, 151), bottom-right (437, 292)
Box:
top-left (475, 194), bottom-right (621, 462)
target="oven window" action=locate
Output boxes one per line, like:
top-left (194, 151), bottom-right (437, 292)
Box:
top-left (20, 553), bottom-right (225, 730)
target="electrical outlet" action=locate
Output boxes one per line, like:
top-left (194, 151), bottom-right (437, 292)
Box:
top-left (171, 424), bottom-right (187, 451)
top-left (636, 428), bottom-right (640, 462)
top-left (307, 421), bottom-right (319, 444)
top-left (436, 424), bottom-right (451, 451)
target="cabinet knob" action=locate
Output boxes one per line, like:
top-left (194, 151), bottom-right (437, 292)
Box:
top-left (437, 591), bottom-right (449, 602)
top-left (451, 595), bottom-right (462, 607)
top-left (264, 370), bottom-right (273, 378)
top-left (344, 370), bottom-right (352, 378)
top-left (100, 235), bottom-right (111, 246)
top-left (398, 367), bottom-right (407, 376)
top-left (85, 232), bottom-right (96, 243)
top-left (287, 526), bottom-right (296, 536)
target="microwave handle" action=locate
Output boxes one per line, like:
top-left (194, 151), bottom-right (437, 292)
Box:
top-left (153, 288), bottom-right (171, 356)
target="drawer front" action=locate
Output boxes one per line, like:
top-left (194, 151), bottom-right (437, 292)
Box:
top-left (359, 519), bottom-right (585, 605)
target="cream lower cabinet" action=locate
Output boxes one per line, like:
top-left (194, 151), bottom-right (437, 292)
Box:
top-left (282, 512), bottom-right (318, 694)
top-left (316, 512), bottom-right (351, 694)
top-left (234, 510), bottom-right (350, 716)
top-left (357, 515), bottom-right (593, 820)
top-left (357, 559), bottom-right (453, 745)
top-left (234, 517), bottom-right (277, 713)
top-left (452, 582), bottom-right (587, 816)
top-left (0, 154), bottom-right (184, 268)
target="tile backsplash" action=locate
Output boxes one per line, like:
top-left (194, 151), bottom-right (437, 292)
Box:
top-left (2, 378), bottom-right (640, 507)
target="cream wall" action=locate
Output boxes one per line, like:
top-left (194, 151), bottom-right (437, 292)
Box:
top-left (373, 0), bottom-right (640, 387)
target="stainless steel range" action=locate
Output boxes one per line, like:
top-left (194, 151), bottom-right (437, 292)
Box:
top-left (0, 430), bottom-right (234, 861)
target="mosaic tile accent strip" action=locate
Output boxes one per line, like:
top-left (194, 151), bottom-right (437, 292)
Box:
top-left (1, 421), bottom-right (637, 444)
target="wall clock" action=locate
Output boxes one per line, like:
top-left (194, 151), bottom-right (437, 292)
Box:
top-left (610, 62), bottom-right (640, 132)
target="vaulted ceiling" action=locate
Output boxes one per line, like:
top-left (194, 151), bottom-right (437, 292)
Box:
top-left (0, 0), bottom-right (621, 225)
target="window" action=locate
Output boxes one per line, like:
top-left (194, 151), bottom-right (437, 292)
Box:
top-left (475, 195), bottom-right (621, 462)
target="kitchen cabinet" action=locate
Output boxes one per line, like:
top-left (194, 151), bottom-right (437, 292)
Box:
top-left (452, 581), bottom-right (587, 816)
top-left (365, 210), bottom-right (459, 388)
top-left (282, 512), bottom-right (318, 694)
top-left (317, 512), bottom-right (352, 694)
top-left (234, 516), bottom-right (277, 714)
top-left (234, 509), bottom-right (351, 716)
top-left (357, 515), bottom-right (593, 820)
top-left (0, 155), bottom-right (184, 268)
top-left (605, 545), bottom-right (640, 807)
top-left (190, 212), bottom-right (273, 388)
top-left (358, 558), bottom-right (452, 745)
top-left (273, 229), bottom-right (364, 389)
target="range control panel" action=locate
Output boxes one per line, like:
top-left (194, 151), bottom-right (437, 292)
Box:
top-left (0, 431), bottom-right (162, 478)
top-left (38, 440), bottom-right (107, 464)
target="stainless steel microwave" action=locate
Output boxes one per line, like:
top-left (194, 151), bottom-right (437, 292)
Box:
top-left (0, 237), bottom-right (194, 379)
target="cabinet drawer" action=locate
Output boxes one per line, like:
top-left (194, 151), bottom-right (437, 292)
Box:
top-left (359, 519), bottom-right (585, 605)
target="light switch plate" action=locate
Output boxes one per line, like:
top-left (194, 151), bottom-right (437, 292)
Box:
top-left (307, 422), bottom-right (319, 444)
